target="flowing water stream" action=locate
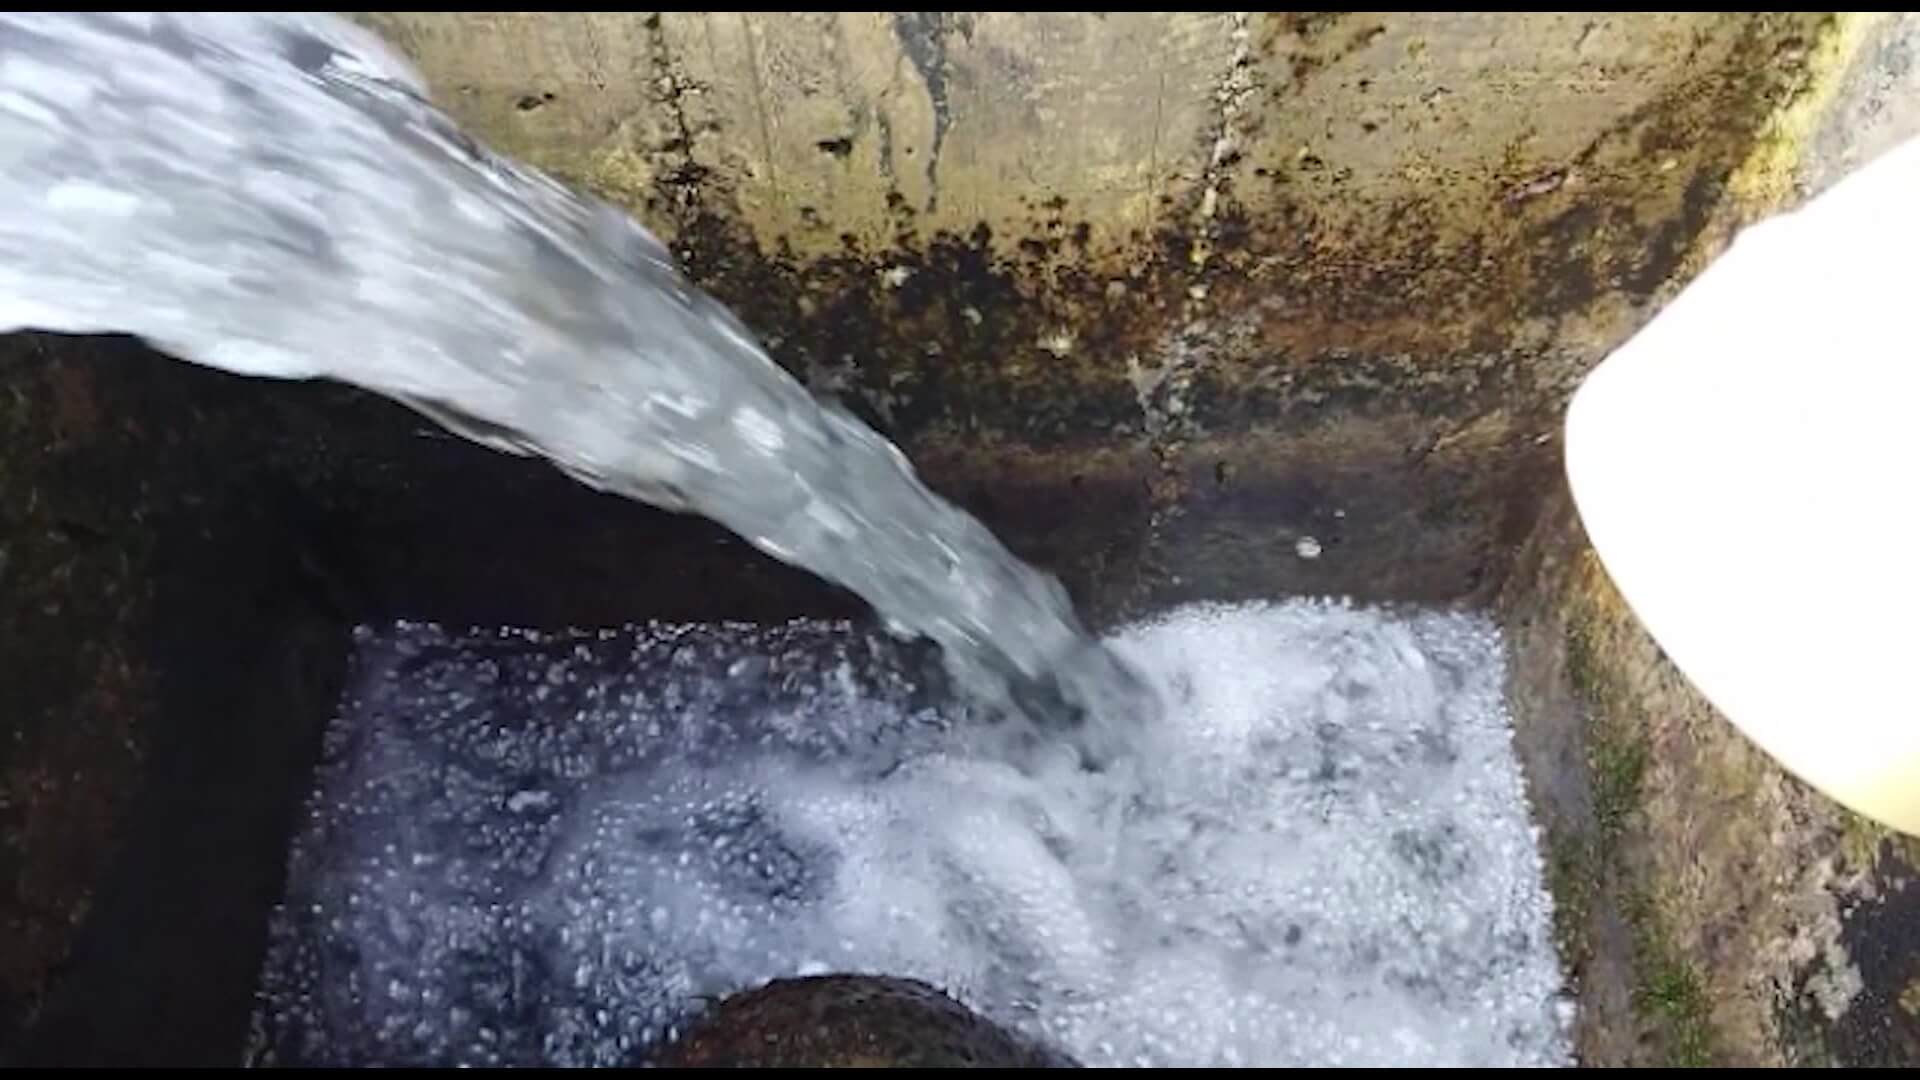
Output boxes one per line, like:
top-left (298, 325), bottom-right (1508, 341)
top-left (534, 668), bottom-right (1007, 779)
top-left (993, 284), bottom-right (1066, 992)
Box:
top-left (0, 13), bottom-right (1571, 1066)
top-left (0, 10), bottom-right (1150, 751)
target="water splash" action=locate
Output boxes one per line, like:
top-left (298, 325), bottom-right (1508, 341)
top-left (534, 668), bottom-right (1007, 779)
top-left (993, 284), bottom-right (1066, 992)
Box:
top-left (0, 11), bottom-right (1152, 750)
top-left (254, 603), bottom-right (1572, 1067)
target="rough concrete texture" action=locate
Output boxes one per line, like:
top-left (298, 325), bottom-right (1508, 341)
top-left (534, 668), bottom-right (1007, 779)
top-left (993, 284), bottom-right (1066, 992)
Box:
top-left (345, 12), bottom-right (1833, 451)
top-left (337, 11), bottom-right (1916, 1068)
top-left (1502, 486), bottom-right (1920, 1067)
top-left (0, 341), bottom-right (149, 1042)
top-left (1796, 13), bottom-right (1920, 201)
top-left (4, 8), bottom-right (1918, 1068)
top-left (0, 335), bottom-right (881, 1065)
top-left (1494, 15), bottom-right (1920, 1067)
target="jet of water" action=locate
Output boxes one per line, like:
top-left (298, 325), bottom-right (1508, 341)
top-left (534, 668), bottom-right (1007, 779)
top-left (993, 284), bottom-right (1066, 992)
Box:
top-left (0, 12), bottom-right (1159, 756)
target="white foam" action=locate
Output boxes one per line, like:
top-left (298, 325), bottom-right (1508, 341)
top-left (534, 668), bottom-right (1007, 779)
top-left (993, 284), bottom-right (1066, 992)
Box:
top-left (253, 601), bottom-right (1572, 1067)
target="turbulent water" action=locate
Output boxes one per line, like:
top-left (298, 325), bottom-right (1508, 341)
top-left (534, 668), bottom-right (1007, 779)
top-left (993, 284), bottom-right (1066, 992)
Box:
top-left (1, 16), bottom-right (1575, 1065)
top-left (254, 602), bottom-right (1572, 1068)
top-left (0, 11), bottom-right (1149, 746)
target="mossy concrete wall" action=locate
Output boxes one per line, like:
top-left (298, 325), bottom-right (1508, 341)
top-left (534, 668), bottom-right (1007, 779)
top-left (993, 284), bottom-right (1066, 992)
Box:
top-left (341, 9), bottom-right (1867, 622)
top-left (5, 9), bottom-right (1918, 1067)
top-left (347, 12), bottom-right (1830, 448)
top-left (343, 11), bottom-right (1915, 1066)
top-left (1503, 490), bottom-right (1920, 1067)
top-left (1498, 13), bottom-right (1920, 1067)
top-left (341, 10), bottom-right (1920, 1067)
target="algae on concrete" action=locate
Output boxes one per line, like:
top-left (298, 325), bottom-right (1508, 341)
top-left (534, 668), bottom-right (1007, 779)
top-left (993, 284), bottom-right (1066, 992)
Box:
top-left (5, 9), bottom-right (1920, 1069)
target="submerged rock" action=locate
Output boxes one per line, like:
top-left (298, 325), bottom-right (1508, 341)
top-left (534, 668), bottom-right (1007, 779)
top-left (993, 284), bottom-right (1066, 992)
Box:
top-left (655, 974), bottom-right (1078, 1068)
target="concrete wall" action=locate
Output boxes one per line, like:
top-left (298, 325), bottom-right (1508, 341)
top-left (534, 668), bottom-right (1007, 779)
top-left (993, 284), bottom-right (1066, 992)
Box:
top-left (1497, 13), bottom-right (1920, 1067)
top-left (346, 12), bottom-right (1834, 449)
top-left (340, 11), bottom-right (1920, 1066)
top-left (5, 10), bottom-right (1919, 1067)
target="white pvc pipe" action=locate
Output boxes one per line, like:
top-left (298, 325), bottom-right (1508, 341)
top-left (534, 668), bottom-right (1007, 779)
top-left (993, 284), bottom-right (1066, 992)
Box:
top-left (1567, 134), bottom-right (1920, 836)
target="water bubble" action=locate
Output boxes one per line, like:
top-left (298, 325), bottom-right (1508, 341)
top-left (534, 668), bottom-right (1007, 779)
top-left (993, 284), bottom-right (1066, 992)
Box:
top-left (257, 606), bottom-right (1569, 1067)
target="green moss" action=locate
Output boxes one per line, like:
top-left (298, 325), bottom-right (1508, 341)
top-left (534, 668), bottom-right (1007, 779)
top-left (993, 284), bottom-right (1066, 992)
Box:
top-left (1626, 890), bottom-right (1716, 1067)
top-left (1562, 603), bottom-right (1721, 1065)
top-left (1568, 610), bottom-right (1649, 853)
top-left (1549, 715), bottom-right (1653, 1032)
top-left (1563, 616), bottom-right (1603, 707)
top-left (1592, 724), bottom-right (1649, 851)
top-left (1547, 832), bottom-right (1597, 974)
top-left (1725, 13), bottom-right (1884, 214)
top-left (1546, 615), bottom-right (1657, 1022)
